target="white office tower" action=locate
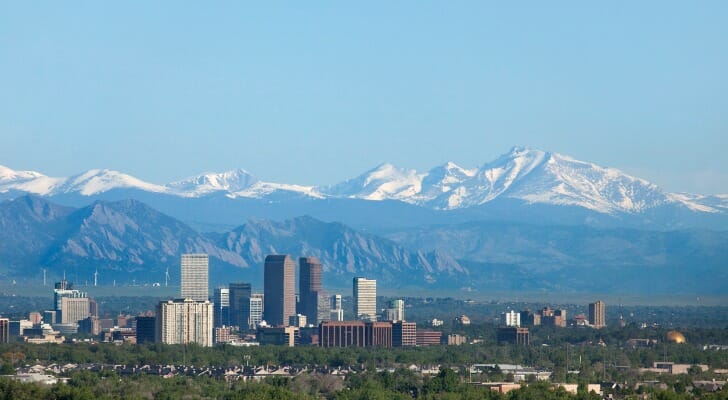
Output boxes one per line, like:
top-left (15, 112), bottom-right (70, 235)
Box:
top-left (382, 299), bottom-right (405, 321)
top-left (248, 296), bottom-right (263, 329)
top-left (330, 294), bottom-right (342, 311)
top-left (353, 277), bottom-right (377, 322)
top-left (501, 310), bottom-right (521, 327)
top-left (181, 254), bottom-right (209, 301)
top-left (329, 294), bottom-right (343, 321)
top-left (155, 299), bottom-right (214, 347)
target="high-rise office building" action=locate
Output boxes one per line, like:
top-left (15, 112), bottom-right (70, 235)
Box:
top-left (316, 291), bottom-right (331, 324)
top-left (60, 297), bottom-right (90, 324)
top-left (53, 279), bottom-right (88, 323)
top-left (229, 282), bottom-right (252, 329)
top-left (353, 277), bottom-right (377, 322)
top-left (180, 254), bottom-right (209, 301)
top-left (213, 288), bottom-right (230, 327)
top-left (248, 296), bottom-right (264, 329)
top-left (155, 299), bottom-right (214, 347)
top-left (263, 255), bottom-right (296, 326)
top-left (588, 301), bottom-right (606, 328)
top-left (298, 257), bottom-right (322, 324)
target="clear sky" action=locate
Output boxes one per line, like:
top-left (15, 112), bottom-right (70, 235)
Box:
top-left (1, 2), bottom-right (726, 193)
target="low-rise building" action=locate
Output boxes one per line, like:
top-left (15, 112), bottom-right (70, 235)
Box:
top-left (392, 321), bottom-right (416, 347)
top-left (416, 330), bottom-right (442, 346)
top-left (497, 327), bottom-right (529, 345)
top-left (445, 334), bottom-right (467, 345)
top-left (319, 321), bottom-right (392, 348)
top-left (257, 326), bottom-right (299, 347)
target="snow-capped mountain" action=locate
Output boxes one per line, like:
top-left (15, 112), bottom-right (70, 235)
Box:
top-left (167, 169), bottom-right (259, 197)
top-left (321, 147), bottom-right (720, 215)
top-left (322, 163), bottom-right (424, 201)
top-left (53, 169), bottom-right (169, 196)
top-left (1, 147), bottom-right (725, 218)
top-left (430, 147), bottom-right (671, 213)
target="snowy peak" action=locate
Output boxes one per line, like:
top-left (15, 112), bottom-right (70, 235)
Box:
top-left (322, 163), bottom-right (424, 201)
top-left (167, 169), bottom-right (258, 196)
top-left (323, 147), bottom-right (722, 215)
top-left (0, 165), bottom-right (64, 195)
top-left (1, 147), bottom-right (726, 217)
top-left (54, 169), bottom-right (169, 196)
top-left (0, 164), bottom-right (46, 182)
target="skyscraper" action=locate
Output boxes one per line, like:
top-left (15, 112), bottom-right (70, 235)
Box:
top-left (248, 296), bottom-right (264, 329)
top-left (60, 297), bottom-right (90, 324)
top-left (181, 254), bottom-right (209, 301)
top-left (229, 282), bottom-right (252, 329)
top-left (298, 257), bottom-right (322, 324)
top-left (155, 299), bottom-right (214, 347)
top-left (263, 255), bottom-right (296, 326)
top-left (213, 288), bottom-right (230, 327)
top-left (588, 301), bottom-right (606, 328)
top-left (353, 277), bottom-right (377, 322)
top-left (53, 279), bottom-right (88, 324)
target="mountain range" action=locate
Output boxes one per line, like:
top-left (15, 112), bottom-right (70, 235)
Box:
top-left (2, 147), bottom-right (727, 232)
top-left (0, 195), bottom-right (725, 294)
top-left (1, 147), bottom-right (726, 295)
top-left (0, 196), bottom-right (464, 289)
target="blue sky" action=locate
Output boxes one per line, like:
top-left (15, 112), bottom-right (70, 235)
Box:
top-left (1, 2), bottom-right (726, 193)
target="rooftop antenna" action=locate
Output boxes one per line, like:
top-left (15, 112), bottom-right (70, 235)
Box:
top-left (165, 267), bottom-right (170, 288)
top-left (94, 269), bottom-right (98, 287)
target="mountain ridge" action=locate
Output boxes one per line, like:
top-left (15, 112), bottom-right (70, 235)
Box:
top-left (2, 147), bottom-right (724, 218)
top-left (0, 196), bottom-right (464, 288)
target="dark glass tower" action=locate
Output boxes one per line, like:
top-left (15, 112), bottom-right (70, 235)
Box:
top-left (263, 255), bottom-right (295, 326)
top-left (229, 282), bottom-right (252, 329)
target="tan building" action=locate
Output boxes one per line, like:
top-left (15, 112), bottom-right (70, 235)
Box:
top-left (588, 301), bottom-right (606, 328)
top-left (28, 312), bottom-right (42, 325)
top-left (155, 299), bottom-right (214, 347)
top-left (60, 297), bottom-right (90, 324)
top-left (393, 321), bottom-right (417, 347)
top-left (416, 329), bottom-right (442, 346)
top-left (181, 254), bottom-right (209, 302)
top-left (319, 321), bottom-right (392, 348)
top-left (257, 326), bottom-right (299, 347)
top-left (446, 334), bottom-right (467, 345)
top-left (540, 307), bottom-right (566, 327)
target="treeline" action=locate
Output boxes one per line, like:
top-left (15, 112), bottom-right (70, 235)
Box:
top-left (2, 367), bottom-right (728, 400)
top-left (1, 336), bottom-right (727, 381)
